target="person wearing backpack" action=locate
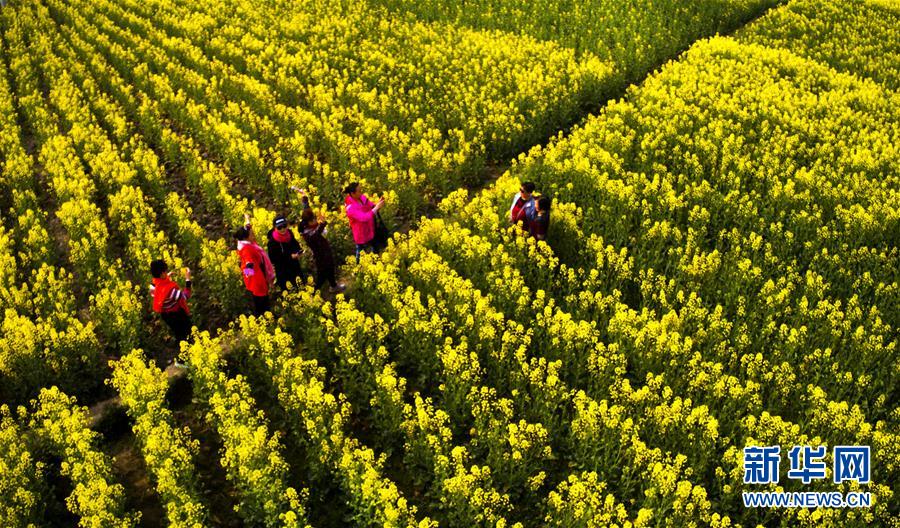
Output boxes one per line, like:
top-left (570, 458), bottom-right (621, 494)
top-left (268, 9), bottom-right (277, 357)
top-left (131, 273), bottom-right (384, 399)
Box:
top-left (235, 213), bottom-right (275, 315)
top-left (343, 182), bottom-right (385, 263)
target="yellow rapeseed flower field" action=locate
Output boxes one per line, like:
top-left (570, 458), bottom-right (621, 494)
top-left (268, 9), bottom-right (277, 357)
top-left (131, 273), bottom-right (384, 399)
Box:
top-left (0, 0), bottom-right (895, 526)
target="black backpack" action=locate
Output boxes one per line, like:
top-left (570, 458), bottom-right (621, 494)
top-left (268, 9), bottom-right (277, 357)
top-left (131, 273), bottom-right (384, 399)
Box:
top-left (372, 212), bottom-right (390, 251)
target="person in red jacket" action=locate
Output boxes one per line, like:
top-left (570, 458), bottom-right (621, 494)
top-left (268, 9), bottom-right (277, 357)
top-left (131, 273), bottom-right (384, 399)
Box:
top-left (235, 213), bottom-right (275, 315)
top-left (150, 259), bottom-right (193, 346)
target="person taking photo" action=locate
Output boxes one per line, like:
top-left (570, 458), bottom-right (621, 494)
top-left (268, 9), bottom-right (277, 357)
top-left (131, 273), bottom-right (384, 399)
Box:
top-left (343, 182), bottom-right (385, 263)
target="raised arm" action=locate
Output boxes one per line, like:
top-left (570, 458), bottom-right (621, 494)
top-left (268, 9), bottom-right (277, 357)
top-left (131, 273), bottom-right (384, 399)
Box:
top-left (292, 186), bottom-right (311, 210)
top-left (182, 268), bottom-right (192, 299)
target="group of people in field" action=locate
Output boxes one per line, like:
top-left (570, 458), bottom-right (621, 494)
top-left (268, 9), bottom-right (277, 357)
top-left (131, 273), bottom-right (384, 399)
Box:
top-left (149, 181), bottom-right (550, 362)
top-left (233, 187), bottom-right (344, 317)
top-left (509, 181), bottom-right (551, 241)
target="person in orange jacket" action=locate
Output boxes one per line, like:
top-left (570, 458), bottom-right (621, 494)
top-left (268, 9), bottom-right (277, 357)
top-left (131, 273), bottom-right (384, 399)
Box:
top-left (234, 213), bottom-right (275, 315)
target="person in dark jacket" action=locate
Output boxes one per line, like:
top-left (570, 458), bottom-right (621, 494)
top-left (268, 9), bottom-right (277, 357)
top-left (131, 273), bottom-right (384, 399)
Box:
top-left (529, 196), bottom-right (551, 241)
top-left (295, 189), bottom-right (345, 293)
top-left (267, 214), bottom-right (306, 290)
top-left (150, 259), bottom-right (194, 349)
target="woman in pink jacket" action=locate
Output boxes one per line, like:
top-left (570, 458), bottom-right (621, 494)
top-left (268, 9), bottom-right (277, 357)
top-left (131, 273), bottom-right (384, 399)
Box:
top-left (343, 182), bottom-right (385, 263)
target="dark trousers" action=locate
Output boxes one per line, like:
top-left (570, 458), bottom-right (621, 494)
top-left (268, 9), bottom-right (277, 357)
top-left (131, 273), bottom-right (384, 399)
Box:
top-left (252, 294), bottom-right (270, 316)
top-left (276, 270), bottom-right (307, 291)
top-left (355, 242), bottom-right (373, 263)
top-left (161, 309), bottom-right (192, 343)
top-left (314, 264), bottom-right (337, 289)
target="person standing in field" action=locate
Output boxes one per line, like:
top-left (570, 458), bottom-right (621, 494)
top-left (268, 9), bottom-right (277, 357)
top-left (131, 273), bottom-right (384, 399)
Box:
top-left (300, 207), bottom-right (346, 293)
top-left (527, 196), bottom-right (551, 241)
top-left (266, 213), bottom-right (306, 290)
top-left (149, 259), bottom-right (193, 348)
top-left (509, 181), bottom-right (537, 224)
top-left (235, 213), bottom-right (275, 315)
top-left (343, 182), bottom-right (385, 263)
top-left (292, 187), bottom-right (345, 293)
